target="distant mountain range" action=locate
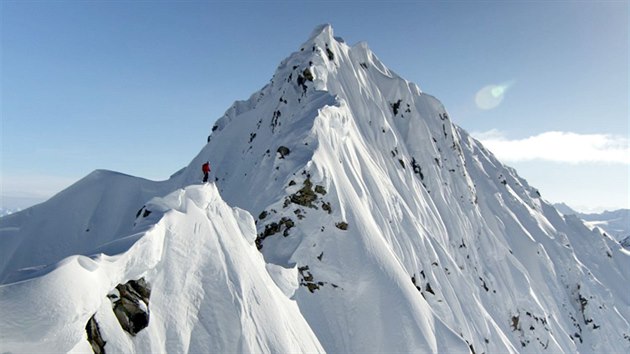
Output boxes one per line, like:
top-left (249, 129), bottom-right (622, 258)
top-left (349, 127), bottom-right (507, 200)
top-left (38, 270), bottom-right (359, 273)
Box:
top-left (0, 208), bottom-right (18, 218)
top-left (554, 203), bottom-right (629, 241)
top-left (0, 195), bottom-right (47, 217)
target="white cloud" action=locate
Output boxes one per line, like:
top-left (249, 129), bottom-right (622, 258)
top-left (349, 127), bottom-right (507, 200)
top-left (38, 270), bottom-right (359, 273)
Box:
top-left (472, 130), bottom-right (630, 164)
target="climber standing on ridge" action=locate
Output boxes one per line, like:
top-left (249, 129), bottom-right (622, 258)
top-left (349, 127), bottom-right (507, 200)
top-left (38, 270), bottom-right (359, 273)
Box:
top-left (202, 161), bottom-right (211, 183)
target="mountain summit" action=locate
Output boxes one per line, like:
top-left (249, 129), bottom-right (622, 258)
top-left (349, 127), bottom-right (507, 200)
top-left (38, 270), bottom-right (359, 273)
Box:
top-left (2, 25), bottom-right (629, 353)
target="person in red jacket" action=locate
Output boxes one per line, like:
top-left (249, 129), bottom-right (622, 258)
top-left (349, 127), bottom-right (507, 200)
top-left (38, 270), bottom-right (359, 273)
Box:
top-left (202, 161), bottom-right (211, 183)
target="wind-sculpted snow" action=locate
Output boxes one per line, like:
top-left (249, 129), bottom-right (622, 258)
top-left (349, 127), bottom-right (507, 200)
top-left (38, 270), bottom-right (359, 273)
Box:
top-left (0, 184), bottom-right (323, 353)
top-left (182, 25), bottom-right (629, 352)
top-left (1, 24), bottom-right (629, 353)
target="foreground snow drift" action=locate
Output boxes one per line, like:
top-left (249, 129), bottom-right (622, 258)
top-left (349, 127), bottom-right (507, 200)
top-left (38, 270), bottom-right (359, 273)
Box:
top-left (0, 184), bottom-right (323, 353)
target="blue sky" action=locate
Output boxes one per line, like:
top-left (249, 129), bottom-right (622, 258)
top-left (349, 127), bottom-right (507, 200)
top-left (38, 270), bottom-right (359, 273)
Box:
top-left (1, 1), bottom-right (628, 212)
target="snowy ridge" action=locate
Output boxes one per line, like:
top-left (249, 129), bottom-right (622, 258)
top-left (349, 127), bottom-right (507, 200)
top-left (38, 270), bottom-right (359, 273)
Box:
top-left (1, 25), bottom-right (629, 353)
top-left (0, 170), bottom-right (173, 284)
top-left (0, 184), bottom-right (323, 353)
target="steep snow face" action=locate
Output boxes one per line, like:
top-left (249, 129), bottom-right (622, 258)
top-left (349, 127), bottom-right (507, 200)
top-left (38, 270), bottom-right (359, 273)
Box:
top-left (0, 184), bottom-right (323, 353)
top-left (179, 25), bottom-right (630, 353)
top-left (2, 25), bottom-right (629, 354)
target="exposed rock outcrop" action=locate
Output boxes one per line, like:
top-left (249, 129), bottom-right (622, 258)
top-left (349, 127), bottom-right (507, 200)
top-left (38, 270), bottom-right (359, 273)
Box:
top-left (109, 278), bottom-right (151, 336)
top-left (277, 146), bottom-right (291, 158)
top-left (86, 314), bottom-right (106, 354)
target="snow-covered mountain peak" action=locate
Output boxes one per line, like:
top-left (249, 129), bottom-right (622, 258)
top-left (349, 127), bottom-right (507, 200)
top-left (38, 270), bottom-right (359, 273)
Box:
top-left (177, 25), bottom-right (630, 353)
top-left (306, 23), bottom-right (335, 43)
top-left (2, 25), bottom-right (629, 354)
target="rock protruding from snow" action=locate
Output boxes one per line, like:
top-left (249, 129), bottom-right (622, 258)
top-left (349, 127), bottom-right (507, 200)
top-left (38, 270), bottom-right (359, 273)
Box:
top-left (109, 278), bottom-right (151, 336)
top-left (85, 315), bottom-right (106, 354)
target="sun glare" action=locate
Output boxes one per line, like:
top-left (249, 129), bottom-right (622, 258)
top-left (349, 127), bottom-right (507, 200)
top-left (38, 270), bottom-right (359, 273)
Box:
top-left (475, 82), bottom-right (514, 110)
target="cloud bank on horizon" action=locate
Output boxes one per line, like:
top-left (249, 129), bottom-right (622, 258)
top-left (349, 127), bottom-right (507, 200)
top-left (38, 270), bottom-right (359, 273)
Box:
top-left (473, 130), bottom-right (630, 164)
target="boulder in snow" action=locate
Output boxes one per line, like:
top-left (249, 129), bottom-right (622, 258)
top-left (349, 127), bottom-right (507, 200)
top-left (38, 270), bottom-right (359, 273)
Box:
top-left (109, 278), bottom-right (151, 336)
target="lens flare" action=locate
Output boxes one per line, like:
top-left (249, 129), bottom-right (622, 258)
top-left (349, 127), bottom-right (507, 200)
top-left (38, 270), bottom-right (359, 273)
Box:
top-left (475, 82), bottom-right (514, 110)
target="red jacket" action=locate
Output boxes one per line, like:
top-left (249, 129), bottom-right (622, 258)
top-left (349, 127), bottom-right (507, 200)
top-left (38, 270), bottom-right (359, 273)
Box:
top-left (202, 162), bottom-right (211, 173)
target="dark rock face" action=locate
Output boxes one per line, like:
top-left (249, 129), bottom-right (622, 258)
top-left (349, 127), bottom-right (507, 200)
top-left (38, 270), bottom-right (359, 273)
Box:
top-left (298, 265), bottom-right (320, 293)
top-left (256, 217), bottom-right (295, 250)
top-left (277, 146), bottom-right (291, 158)
top-left (86, 314), bottom-right (106, 354)
top-left (390, 99), bottom-right (402, 115)
top-left (302, 68), bottom-right (314, 81)
top-left (110, 278), bottom-right (151, 336)
top-left (335, 221), bottom-right (348, 230)
top-left (325, 45), bottom-right (335, 61)
top-left (86, 278), bottom-right (151, 352)
top-left (314, 185), bottom-right (327, 195)
top-left (290, 178), bottom-right (318, 208)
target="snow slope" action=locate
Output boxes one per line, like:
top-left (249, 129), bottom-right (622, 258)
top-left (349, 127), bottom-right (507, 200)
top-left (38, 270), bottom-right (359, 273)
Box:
top-left (0, 170), bottom-right (174, 284)
top-left (0, 184), bottom-right (323, 353)
top-left (1, 25), bottom-right (629, 353)
top-left (174, 25), bottom-right (630, 353)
